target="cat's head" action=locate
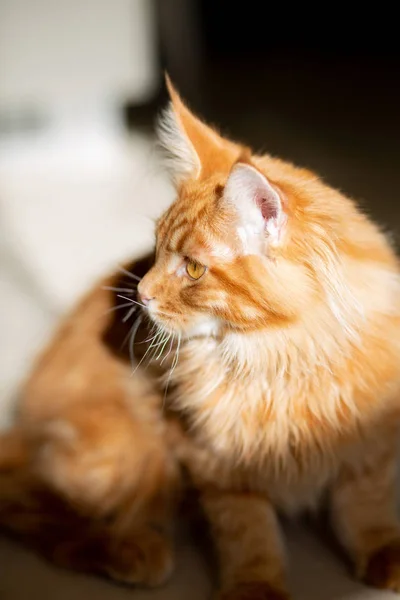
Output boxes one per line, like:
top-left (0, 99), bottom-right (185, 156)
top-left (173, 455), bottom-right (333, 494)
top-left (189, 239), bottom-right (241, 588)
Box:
top-left (138, 78), bottom-right (358, 338)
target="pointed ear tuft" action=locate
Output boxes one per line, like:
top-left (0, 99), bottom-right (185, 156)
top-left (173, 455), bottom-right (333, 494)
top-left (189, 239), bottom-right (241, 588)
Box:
top-left (224, 163), bottom-right (285, 254)
top-left (157, 101), bottom-right (201, 183)
top-left (157, 75), bottom-right (241, 185)
top-left (157, 76), bottom-right (201, 182)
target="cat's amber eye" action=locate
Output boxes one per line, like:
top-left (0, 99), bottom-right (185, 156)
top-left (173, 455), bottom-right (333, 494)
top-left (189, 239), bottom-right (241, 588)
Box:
top-left (186, 259), bottom-right (206, 280)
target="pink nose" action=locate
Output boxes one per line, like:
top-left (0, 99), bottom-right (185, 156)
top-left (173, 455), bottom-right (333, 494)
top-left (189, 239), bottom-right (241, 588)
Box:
top-left (139, 293), bottom-right (154, 306)
top-left (138, 280), bottom-right (155, 306)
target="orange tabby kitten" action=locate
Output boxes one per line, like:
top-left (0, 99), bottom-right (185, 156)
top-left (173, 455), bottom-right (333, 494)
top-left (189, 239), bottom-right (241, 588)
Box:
top-left (2, 79), bottom-right (400, 600)
top-left (134, 80), bottom-right (400, 599)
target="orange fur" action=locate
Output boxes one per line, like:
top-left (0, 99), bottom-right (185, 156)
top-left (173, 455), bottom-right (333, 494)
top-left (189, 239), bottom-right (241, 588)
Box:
top-left (137, 81), bottom-right (400, 597)
top-left (0, 255), bottom-right (180, 586)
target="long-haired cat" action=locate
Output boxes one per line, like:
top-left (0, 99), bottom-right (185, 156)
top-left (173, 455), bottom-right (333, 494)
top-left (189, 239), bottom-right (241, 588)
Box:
top-left (135, 79), bottom-right (400, 599)
top-left (2, 79), bottom-right (400, 600)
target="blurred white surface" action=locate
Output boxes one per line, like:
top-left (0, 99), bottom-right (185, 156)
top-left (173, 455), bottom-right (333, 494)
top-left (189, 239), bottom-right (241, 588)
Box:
top-left (0, 0), bottom-right (165, 428)
top-left (0, 0), bottom-right (158, 124)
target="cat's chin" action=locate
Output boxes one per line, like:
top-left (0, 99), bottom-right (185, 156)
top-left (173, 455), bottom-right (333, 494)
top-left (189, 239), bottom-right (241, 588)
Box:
top-left (148, 311), bottom-right (220, 340)
top-left (186, 317), bottom-right (221, 339)
top-left (145, 311), bottom-right (182, 337)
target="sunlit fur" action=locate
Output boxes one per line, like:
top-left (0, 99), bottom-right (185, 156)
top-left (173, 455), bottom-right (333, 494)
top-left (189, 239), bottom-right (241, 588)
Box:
top-left (137, 80), bottom-right (400, 597)
top-left (0, 272), bottom-right (180, 586)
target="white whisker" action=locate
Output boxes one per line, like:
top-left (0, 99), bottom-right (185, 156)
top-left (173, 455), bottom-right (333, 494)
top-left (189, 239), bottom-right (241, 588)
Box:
top-left (115, 293), bottom-right (179, 323)
top-left (132, 327), bottom-right (164, 375)
top-left (137, 324), bottom-right (158, 345)
top-left (160, 337), bottom-right (174, 366)
top-left (139, 333), bottom-right (157, 345)
top-left (117, 295), bottom-right (146, 308)
top-left (118, 266), bottom-right (142, 282)
top-left (128, 313), bottom-right (143, 367)
top-left (163, 333), bottom-right (181, 407)
top-left (103, 285), bottom-right (137, 294)
top-left (104, 301), bottom-right (134, 316)
top-left (122, 305), bottom-right (137, 323)
top-left (149, 328), bottom-right (167, 355)
top-left (152, 330), bottom-right (168, 348)
top-left (154, 332), bottom-right (172, 361)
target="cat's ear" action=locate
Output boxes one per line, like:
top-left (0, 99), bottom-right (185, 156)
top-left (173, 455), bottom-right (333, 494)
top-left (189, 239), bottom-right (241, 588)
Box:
top-left (224, 162), bottom-right (285, 253)
top-left (158, 75), bottom-right (240, 183)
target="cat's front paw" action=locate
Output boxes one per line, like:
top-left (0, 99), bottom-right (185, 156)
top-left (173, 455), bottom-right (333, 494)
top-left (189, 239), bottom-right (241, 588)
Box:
top-left (218, 582), bottom-right (290, 600)
top-left (363, 540), bottom-right (400, 592)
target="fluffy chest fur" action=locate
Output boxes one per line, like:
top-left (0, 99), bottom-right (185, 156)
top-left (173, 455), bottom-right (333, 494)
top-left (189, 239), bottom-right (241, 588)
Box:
top-left (170, 305), bottom-right (400, 510)
top-left (140, 80), bottom-right (400, 514)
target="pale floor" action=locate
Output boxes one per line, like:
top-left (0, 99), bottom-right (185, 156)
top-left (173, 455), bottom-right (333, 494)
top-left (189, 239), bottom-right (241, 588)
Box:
top-left (0, 119), bottom-right (396, 598)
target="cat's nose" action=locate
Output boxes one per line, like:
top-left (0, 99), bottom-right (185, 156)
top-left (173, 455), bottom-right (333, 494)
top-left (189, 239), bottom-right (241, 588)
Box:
top-left (138, 280), bottom-right (155, 306)
top-left (140, 294), bottom-right (154, 306)
top-left (138, 285), bottom-right (154, 306)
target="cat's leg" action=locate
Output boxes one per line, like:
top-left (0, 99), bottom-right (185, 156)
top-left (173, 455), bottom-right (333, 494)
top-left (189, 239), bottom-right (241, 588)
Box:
top-left (331, 447), bottom-right (400, 592)
top-left (201, 490), bottom-right (289, 600)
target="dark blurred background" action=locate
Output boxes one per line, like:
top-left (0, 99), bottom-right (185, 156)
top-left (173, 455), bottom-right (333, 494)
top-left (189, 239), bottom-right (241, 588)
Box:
top-left (147, 1), bottom-right (400, 229)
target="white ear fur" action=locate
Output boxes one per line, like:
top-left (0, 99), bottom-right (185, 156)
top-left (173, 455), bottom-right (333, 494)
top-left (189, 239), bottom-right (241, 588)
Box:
top-left (224, 163), bottom-right (284, 254)
top-left (157, 103), bottom-right (201, 182)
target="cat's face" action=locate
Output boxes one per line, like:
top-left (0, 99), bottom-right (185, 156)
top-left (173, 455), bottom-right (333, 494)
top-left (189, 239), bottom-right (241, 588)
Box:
top-left (138, 79), bottom-right (320, 337)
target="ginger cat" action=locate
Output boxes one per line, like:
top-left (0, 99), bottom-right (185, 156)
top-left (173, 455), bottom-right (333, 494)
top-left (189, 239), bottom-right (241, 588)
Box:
top-left (135, 80), bottom-right (400, 598)
top-left (0, 253), bottom-right (180, 586)
top-left (2, 79), bottom-right (400, 600)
